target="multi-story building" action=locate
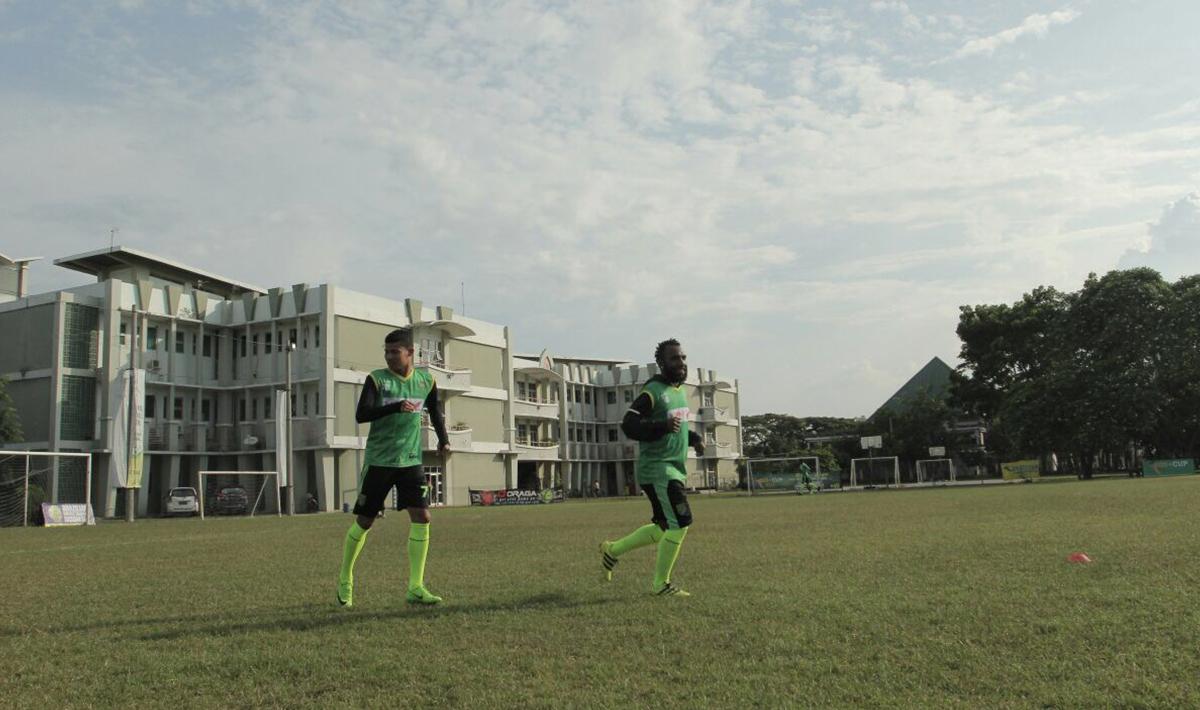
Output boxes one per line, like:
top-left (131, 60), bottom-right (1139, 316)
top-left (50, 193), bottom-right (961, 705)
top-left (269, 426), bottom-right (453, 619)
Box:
top-left (0, 247), bottom-right (742, 515)
top-left (511, 353), bottom-right (743, 495)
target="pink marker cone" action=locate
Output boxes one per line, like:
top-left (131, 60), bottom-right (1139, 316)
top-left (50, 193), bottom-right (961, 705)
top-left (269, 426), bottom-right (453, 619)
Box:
top-left (1067, 552), bottom-right (1093, 563)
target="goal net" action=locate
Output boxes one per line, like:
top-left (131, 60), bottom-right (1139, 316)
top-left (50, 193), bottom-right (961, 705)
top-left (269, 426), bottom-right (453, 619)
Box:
top-left (198, 471), bottom-right (280, 520)
top-left (916, 458), bottom-right (955, 483)
top-left (0, 452), bottom-right (93, 527)
top-left (746, 457), bottom-right (822, 495)
top-left (850, 456), bottom-right (899, 488)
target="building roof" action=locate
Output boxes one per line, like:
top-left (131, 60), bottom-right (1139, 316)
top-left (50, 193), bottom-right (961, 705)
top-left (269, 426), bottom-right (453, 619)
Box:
top-left (870, 356), bottom-right (954, 420)
top-left (0, 252), bottom-right (42, 266)
top-left (54, 246), bottom-right (265, 297)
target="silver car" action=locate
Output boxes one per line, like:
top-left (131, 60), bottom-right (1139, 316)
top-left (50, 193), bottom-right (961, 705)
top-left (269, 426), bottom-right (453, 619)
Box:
top-left (164, 487), bottom-right (199, 516)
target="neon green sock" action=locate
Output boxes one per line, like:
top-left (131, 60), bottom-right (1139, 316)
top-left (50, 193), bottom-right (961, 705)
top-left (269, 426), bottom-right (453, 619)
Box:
top-left (610, 523), bottom-right (663, 557)
top-left (653, 527), bottom-right (689, 588)
top-left (407, 522), bottom-right (431, 590)
top-left (339, 522), bottom-right (369, 586)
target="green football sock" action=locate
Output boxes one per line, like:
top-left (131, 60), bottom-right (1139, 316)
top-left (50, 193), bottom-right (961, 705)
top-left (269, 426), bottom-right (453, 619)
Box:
top-left (610, 523), bottom-right (663, 557)
top-left (653, 527), bottom-right (689, 588)
top-left (339, 522), bottom-right (369, 587)
top-left (407, 522), bottom-right (431, 590)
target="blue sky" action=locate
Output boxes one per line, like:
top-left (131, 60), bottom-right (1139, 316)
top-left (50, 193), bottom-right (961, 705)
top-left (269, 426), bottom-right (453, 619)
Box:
top-left (2, 1), bottom-right (1198, 417)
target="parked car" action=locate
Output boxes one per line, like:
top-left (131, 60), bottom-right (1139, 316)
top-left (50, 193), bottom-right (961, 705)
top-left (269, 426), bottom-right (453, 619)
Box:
top-left (213, 486), bottom-right (248, 515)
top-left (163, 487), bottom-right (199, 517)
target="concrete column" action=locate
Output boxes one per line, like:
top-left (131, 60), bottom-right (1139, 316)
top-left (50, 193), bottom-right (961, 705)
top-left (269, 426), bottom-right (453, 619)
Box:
top-left (136, 454), bottom-right (151, 517)
top-left (316, 449), bottom-right (335, 512)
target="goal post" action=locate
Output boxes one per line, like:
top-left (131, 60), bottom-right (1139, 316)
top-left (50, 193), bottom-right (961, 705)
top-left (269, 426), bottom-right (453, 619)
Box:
top-left (746, 456), bottom-right (821, 495)
top-left (916, 458), bottom-right (955, 483)
top-left (198, 471), bottom-right (280, 520)
top-left (850, 456), bottom-right (899, 488)
top-left (0, 451), bottom-right (94, 527)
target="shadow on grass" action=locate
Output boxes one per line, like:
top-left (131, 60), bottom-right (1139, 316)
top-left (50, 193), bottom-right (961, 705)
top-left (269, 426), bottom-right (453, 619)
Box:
top-left (135, 591), bottom-right (615, 641)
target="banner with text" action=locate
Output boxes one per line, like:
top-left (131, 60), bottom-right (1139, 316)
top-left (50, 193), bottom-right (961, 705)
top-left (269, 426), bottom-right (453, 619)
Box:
top-left (1142, 459), bottom-right (1196, 477)
top-left (1001, 459), bottom-right (1041, 480)
top-left (468, 488), bottom-right (564, 506)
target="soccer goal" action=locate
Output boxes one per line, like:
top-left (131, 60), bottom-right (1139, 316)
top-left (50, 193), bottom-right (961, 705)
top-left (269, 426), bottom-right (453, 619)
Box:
top-left (198, 471), bottom-right (280, 520)
top-left (916, 458), bottom-right (955, 483)
top-left (746, 456), bottom-right (821, 495)
top-left (0, 451), bottom-right (93, 527)
top-left (850, 456), bottom-right (899, 488)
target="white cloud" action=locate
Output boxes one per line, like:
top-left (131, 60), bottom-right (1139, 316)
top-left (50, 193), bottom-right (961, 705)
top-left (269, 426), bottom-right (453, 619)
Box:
top-left (1118, 193), bottom-right (1200, 279)
top-left (1, 1), bottom-right (1195, 416)
top-left (954, 8), bottom-right (1080, 59)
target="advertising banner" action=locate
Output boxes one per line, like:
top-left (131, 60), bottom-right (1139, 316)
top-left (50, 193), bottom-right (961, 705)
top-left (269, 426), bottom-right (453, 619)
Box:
top-left (469, 488), bottom-right (564, 506)
top-left (1001, 459), bottom-right (1040, 480)
top-left (41, 503), bottom-right (96, 527)
top-left (1142, 459), bottom-right (1195, 477)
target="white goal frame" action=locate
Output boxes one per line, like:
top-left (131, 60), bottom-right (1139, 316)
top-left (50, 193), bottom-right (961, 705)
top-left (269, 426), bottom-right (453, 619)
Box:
top-left (916, 458), bottom-right (956, 483)
top-left (198, 471), bottom-right (280, 520)
top-left (746, 456), bottom-right (821, 496)
top-left (0, 451), bottom-right (93, 527)
top-left (850, 456), bottom-right (900, 488)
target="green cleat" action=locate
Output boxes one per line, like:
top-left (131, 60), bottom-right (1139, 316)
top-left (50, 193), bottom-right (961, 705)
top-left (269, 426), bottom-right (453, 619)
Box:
top-left (405, 586), bottom-right (443, 605)
top-left (652, 582), bottom-right (690, 597)
top-left (336, 582), bottom-right (353, 608)
top-left (600, 541), bottom-right (618, 582)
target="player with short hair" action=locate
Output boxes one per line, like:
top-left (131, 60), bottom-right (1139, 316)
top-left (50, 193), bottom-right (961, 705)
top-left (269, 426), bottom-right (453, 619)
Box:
top-left (599, 338), bottom-right (704, 597)
top-left (336, 328), bottom-right (449, 607)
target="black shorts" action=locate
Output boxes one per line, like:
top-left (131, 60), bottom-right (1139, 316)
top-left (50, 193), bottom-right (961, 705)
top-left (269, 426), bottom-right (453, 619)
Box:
top-left (353, 465), bottom-right (429, 517)
top-left (641, 480), bottom-right (692, 530)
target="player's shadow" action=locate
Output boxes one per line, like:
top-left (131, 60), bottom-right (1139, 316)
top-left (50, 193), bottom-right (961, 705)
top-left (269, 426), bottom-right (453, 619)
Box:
top-left (134, 591), bottom-right (615, 642)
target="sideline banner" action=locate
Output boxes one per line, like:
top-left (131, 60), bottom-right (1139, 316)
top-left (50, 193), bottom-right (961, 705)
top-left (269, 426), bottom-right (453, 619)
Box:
top-left (469, 488), bottom-right (564, 506)
top-left (1142, 459), bottom-right (1195, 477)
top-left (41, 503), bottom-right (96, 527)
top-left (1001, 459), bottom-right (1041, 480)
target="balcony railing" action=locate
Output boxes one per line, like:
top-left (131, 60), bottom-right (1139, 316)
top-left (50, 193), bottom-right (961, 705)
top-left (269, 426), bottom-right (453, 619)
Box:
top-left (426, 364), bottom-right (471, 393)
top-left (514, 398), bottom-right (559, 418)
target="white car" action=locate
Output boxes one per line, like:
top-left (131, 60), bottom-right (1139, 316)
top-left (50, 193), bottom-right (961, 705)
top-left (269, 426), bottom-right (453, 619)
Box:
top-left (164, 487), bottom-right (199, 516)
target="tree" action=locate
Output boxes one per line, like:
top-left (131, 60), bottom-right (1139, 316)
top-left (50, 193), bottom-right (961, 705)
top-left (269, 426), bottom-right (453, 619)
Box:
top-left (0, 377), bottom-right (22, 445)
top-left (952, 268), bottom-right (1183, 478)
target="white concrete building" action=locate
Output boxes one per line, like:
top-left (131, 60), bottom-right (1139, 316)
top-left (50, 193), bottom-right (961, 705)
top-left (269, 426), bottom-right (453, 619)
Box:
top-left (0, 247), bottom-right (742, 515)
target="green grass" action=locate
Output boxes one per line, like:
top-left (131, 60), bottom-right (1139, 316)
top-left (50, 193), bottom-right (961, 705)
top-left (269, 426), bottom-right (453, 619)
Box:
top-left (3, 477), bottom-right (1199, 708)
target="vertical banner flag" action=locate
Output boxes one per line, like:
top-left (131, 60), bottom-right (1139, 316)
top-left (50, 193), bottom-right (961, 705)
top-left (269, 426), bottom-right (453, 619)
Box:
top-left (108, 368), bottom-right (130, 488)
top-left (127, 368), bottom-right (146, 488)
top-left (275, 389), bottom-right (290, 486)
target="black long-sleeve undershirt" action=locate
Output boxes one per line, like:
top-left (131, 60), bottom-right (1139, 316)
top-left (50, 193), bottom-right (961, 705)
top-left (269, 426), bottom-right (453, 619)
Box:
top-left (621, 390), bottom-right (703, 449)
top-left (355, 373), bottom-right (449, 448)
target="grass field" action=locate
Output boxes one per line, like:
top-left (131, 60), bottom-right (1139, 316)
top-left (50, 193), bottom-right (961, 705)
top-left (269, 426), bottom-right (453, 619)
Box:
top-left (3, 476), bottom-right (1199, 708)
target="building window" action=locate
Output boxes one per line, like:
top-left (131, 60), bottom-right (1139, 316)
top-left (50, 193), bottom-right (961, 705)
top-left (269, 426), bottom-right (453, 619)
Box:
top-left (516, 382), bottom-right (526, 400)
top-left (252, 334), bottom-right (258, 356)
top-left (147, 326), bottom-right (158, 351)
top-left (290, 393), bottom-right (296, 417)
top-left (120, 322), bottom-right (127, 346)
top-left (606, 391), bottom-right (616, 404)
top-left (191, 334), bottom-right (197, 355)
top-left (584, 389), bottom-right (591, 404)
top-left (289, 328), bottom-right (297, 347)
top-left (175, 332), bottom-right (185, 354)
top-left (315, 325), bottom-right (320, 348)
top-left (266, 332), bottom-right (273, 353)
top-left (251, 398), bottom-right (258, 420)
top-left (240, 335), bottom-right (247, 358)
top-left (608, 428), bottom-right (618, 442)
top-left (238, 399), bottom-right (246, 422)
top-left (144, 395), bottom-right (156, 419)
top-left (624, 390), bottom-right (633, 403)
top-left (201, 399), bottom-right (211, 423)
top-left (302, 393), bottom-right (309, 416)
top-left (202, 334), bottom-right (212, 357)
top-left (585, 428), bottom-right (593, 443)
top-left (174, 397), bottom-right (184, 420)
top-left (263, 396), bottom-right (271, 419)
top-left (303, 327), bottom-right (309, 349)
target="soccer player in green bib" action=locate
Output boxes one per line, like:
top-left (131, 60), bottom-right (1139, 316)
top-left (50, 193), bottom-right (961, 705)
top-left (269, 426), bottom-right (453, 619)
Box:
top-left (336, 328), bottom-right (449, 607)
top-left (599, 338), bottom-right (704, 597)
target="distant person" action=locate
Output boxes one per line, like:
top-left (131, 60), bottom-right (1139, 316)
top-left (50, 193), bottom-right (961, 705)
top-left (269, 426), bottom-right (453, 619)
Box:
top-left (336, 328), bottom-right (449, 608)
top-left (598, 338), bottom-right (704, 597)
top-left (305, 492), bottom-right (319, 513)
top-left (591, 479), bottom-right (602, 499)
top-left (799, 462), bottom-right (814, 494)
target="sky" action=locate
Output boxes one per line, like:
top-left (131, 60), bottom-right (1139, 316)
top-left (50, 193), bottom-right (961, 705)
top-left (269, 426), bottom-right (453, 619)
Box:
top-left (2, 0), bottom-right (1198, 418)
